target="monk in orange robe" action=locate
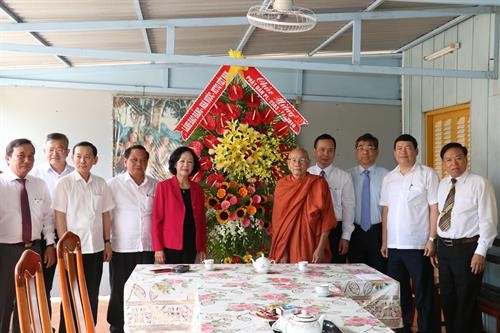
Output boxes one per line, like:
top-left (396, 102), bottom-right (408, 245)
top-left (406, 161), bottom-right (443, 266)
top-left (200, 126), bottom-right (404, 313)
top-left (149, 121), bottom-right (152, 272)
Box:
top-left (270, 147), bottom-right (336, 263)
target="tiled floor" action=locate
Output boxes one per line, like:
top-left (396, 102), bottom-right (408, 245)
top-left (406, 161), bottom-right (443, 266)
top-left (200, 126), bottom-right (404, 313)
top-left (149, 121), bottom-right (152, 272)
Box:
top-left (50, 297), bottom-right (110, 333)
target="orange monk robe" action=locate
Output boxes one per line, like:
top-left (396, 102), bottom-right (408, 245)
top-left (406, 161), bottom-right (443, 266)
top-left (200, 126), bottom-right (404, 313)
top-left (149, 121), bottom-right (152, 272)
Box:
top-left (269, 173), bottom-right (336, 263)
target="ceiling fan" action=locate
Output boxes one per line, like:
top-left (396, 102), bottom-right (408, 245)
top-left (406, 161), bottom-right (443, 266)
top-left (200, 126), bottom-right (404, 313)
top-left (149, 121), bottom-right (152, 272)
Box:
top-left (246, 0), bottom-right (317, 33)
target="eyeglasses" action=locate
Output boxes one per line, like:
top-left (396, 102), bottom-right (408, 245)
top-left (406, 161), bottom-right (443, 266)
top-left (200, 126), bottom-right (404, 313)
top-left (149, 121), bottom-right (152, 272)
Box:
top-left (288, 158), bottom-right (309, 164)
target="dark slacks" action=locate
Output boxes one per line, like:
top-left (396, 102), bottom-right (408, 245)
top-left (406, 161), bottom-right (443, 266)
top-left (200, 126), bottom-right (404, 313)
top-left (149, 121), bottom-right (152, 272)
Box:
top-left (348, 223), bottom-right (387, 273)
top-left (41, 238), bottom-right (57, 317)
top-left (387, 248), bottom-right (436, 333)
top-left (164, 248), bottom-right (197, 264)
top-left (59, 251), bottom-right (103, 333)
top-left (438, 239), bottom-right (483, 333)
top-left (0, 241), bottom-right (42, 333)
top-left (329, 221), bottom-right (347, 263)
top-left (107, 251), bottom-right (154, 333)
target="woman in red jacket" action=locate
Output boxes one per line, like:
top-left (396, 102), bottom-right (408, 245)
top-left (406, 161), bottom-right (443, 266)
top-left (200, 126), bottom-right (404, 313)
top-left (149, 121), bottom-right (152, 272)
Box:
top-left (152, 146), bottom-right (207, 264)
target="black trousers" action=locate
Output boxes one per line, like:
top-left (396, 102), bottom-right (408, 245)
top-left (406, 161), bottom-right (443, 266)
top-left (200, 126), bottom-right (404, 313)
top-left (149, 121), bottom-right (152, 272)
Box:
top-left (164, 248), bottom-right (197, 264)
top-left (329, 221), bottom-right (347, 263)
top-left (0, 241), bottom-right (42, 333)
top-left (348, 223), bottom-right (387, 274)
top-left (387, 248), bottom-right (436, 333)
top-left (59, 251), bottom-right (103, 333)
top-left (107, 251), bottom-right (154, 333)
top-left (438, 239), bottom-right (483, 333)
top-left (41, 238), bottom-right (56, 317)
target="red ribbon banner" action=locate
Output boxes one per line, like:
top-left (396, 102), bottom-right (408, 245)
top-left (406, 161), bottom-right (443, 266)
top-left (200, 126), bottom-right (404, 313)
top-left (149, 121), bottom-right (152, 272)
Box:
top-left (174, 65), bottom-right (230, 140)
top-left (175, 65), bottom-right (307, 139)
top-left (242, 67), bottom-right (308, 134)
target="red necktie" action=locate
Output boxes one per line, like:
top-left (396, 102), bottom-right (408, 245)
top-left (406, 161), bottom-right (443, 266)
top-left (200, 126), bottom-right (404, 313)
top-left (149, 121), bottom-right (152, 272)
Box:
top-left (17, 178), bottom-right (32, 243)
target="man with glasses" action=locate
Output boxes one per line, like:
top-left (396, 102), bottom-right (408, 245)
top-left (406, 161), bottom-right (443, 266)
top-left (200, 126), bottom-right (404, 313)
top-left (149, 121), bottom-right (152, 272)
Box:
top-left (347, 133), bottom-right (388, 273)
top-left (269, 147), bottom-right (336, 264)
top-left (308, 134), bottom-right (355, 263)
top-left (31, 132), bottom-right (74, 312)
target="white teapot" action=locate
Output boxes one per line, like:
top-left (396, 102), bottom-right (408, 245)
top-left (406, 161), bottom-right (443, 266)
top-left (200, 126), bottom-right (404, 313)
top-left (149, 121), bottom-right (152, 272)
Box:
top-left (272, 310), bottom-right (325, 333)
top-left (251, 253), bottom-right (274, 273)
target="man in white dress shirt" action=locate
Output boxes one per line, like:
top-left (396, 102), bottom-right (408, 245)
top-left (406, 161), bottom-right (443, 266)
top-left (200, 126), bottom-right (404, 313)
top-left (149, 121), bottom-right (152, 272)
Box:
top-left (380, 134), bottom-right (439, 333)
top-left (52, 141), bottom-right (114, 333)
top-left (106, 145), bottom-right (158, 333)
top-left (308, 134), bottom-right (355, 263)
top-left (436, 142), bottom-right (497, 333)
top-left (348, 133), bottom-right (388, 273)
top-left (31, 132), bottom-right (74, 313)
top-left (0, 138), bottom-right (55, 333)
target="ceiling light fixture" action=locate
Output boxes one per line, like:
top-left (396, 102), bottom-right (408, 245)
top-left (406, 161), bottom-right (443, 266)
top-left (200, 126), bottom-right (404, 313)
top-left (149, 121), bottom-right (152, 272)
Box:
top-left (424, 42), bottom-right (460, 61)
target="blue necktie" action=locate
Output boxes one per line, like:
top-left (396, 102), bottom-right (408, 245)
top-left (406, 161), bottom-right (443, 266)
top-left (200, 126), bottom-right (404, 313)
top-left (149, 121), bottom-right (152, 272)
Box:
top-left (361, 170), bottom-right (371, 231)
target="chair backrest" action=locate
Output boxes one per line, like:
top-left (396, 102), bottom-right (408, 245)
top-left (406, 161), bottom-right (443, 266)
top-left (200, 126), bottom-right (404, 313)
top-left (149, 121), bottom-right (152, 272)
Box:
top-left (14, 249), bottom-right (52, 333)
top-left (57, 231), bottom-right (95, 333)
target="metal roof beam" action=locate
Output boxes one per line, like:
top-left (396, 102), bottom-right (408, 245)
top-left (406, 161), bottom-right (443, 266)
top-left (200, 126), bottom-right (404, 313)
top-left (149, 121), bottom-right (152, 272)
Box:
top-left (0, 43), bottom-right (492, 78)
top-left (309, 0), bottom-right (385, 57)
top-left (0, 77), bottom-right (402, 105)
top-left (0, 7), bottom-right (492, 32)
top-left (133, 0), bottom-right (152, 54)
top-left (236, 0), bottom-right (272, 51)
top-left (0, 1), bottom-right (71, 67)
top-left (388, 0), bottom-right (500, 5)
top-left (394, 15), bottom-right (471, 53)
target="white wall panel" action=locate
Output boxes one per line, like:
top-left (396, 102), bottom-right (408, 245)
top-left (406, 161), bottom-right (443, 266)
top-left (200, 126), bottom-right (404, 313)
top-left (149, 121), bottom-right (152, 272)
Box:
top-left (457, 19), bottom-right (473, 104)
top-left (433, 33), bottom-right (445, 109)
top-left (443, 26), bottom-right (458, 107)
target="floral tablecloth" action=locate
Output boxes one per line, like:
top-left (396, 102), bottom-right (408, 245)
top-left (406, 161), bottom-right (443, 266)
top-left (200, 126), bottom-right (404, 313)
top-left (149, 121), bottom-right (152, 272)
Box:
top-left (124, 264), bottom-right (402, 333)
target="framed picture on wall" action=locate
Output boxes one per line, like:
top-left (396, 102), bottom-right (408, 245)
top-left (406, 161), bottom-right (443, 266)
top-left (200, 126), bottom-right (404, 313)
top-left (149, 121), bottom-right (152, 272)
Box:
top-left (112, 95), bottom-right (192, 180)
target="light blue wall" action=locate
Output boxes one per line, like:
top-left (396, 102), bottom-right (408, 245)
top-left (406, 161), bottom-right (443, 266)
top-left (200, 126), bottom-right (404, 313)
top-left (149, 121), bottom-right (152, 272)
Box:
top-left (403, 13), bottom-right (500, 332)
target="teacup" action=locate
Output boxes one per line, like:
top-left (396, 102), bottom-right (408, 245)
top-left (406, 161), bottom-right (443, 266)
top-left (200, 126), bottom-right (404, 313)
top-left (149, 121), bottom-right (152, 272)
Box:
top-left (203, 259), bottom-right (214, 271)
top-left (297, 261), bottom-right (309, 272)
top-left (315, 284), bottom-right (330, 297)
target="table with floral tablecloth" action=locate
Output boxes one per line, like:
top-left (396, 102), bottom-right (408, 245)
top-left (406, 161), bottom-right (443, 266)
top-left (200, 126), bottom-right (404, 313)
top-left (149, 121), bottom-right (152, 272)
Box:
top-left (124, 263), bottom-right (402, 333)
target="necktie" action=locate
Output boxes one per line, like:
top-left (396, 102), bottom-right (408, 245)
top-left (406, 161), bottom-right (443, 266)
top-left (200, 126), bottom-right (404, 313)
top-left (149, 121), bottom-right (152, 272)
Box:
top-left (17, 178), bottom-right (32, 243)
top-left (439, 178), bottom-right (457, 232)
top-left (319, 170), bottom-right (326, 177)
top-left (360, 170), bottom-right (371, 231)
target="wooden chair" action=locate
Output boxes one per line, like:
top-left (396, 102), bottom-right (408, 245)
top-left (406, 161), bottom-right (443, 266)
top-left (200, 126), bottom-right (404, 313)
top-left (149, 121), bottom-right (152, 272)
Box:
top-left (57, 231), bottom-right (95, 333)
top-left (479, 238), bottom-right (500, 333)
top-left (14, 249), bottom-right (52, 333)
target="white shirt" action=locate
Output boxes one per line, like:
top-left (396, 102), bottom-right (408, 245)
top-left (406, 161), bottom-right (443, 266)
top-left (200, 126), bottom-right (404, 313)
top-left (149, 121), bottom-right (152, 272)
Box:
top-left (437, 171), bottom-right (498, 257)
top-left (52, 171), bottom-right (115, 254)
top-left (31, 162), bottom-right (75, 197)
top-left (308, 164), bottom-right (355, 240)
top-left (348, 164), bottom-right (388, 226)
top-left (0, 170), bottom-right (55, 244)
top-left (380, 163), bottom-right (439, 249)
top-left (107, 172), bottom-right (157, 252)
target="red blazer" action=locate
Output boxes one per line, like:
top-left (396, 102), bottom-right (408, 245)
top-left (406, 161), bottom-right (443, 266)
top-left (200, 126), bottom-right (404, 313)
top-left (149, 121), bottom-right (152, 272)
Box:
top-left (152, 176), bottom-right (207, 253)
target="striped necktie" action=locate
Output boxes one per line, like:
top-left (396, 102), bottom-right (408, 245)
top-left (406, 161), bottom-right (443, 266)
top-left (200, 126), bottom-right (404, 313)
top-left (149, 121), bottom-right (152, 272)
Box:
top-left (439, 178), bottom-right (457, 232)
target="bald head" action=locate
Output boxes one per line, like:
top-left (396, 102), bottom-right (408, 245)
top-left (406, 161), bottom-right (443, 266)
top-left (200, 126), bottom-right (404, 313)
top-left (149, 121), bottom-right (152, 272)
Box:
top-left (287, 147), bottom-right (310, 179)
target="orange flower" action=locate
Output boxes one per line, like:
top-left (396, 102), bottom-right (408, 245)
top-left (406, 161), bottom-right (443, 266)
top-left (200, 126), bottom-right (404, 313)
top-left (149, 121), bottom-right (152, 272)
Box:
top-left (238, 187), bottom-right (248, 197)
top-left (247, 205), bottom-right (257, 216)
top-left (216, 188), bottom-right (226, 199)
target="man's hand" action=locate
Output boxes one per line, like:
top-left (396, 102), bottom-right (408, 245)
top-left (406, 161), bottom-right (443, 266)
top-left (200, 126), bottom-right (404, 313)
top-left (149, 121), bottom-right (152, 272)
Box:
top-left (155, 250), bottom-right (165, 264)
top-left (279, 252), bottom-right (289, 264)
top-left (380, 242), bottom-right (388, 258)
top-left (312, 246), bottom-right (325, 263)
top-left (43, 245), bottom-right (56, 268)
top-left (338, 239), bottom-right (349, 255)
top-left (430, 255), bottom-right (439, 268)
top-left (424, 240), bottom-right (435, 257)
top-left (471, 254), bottom-right (486, 274)
top-left (103, 242), bottom-right (112, 262)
